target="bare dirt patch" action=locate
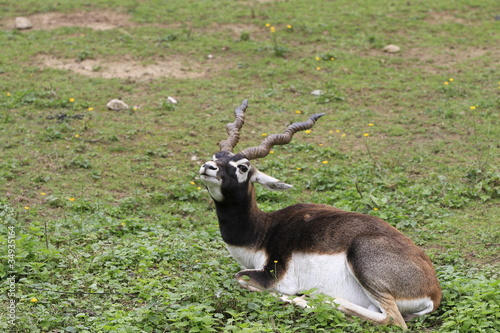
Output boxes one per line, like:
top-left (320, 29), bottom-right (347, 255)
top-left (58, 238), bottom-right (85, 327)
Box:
top-left (424, 10), bottom-right (470, 25)
top-left (363, 46), bottom-right (498, 73)
top-left (402, 46), bottom-right (499, 73)
top-left (3, 10), bottom-right (240, 80)
top-left (36, 55), bottom-right (217, 80)
top-left (1, 11), bottom-right (135, 31)
top-left (209, 22), bottom-right (262, 39)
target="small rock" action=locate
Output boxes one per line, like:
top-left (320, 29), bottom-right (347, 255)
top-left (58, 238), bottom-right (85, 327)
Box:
top-left (310, 90), bottom-right (323, 96)
top-left (207, 54), bottom-right (214, 59)
top-left (106, 99), bottom-right (129, 111)
top-left (167, 96), bottom-right (178, 104)
top-left (383, 44), bottom-right (401, 53)
top-left (15, 17), bottom-right (33, 30)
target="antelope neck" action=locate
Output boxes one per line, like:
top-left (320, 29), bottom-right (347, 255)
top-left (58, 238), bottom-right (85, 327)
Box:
top-left (214, 190), bottom-right (268, 247)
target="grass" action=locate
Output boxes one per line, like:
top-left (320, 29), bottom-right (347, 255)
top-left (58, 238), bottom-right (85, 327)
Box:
top-left (0, 0), bottom-right (499, 332)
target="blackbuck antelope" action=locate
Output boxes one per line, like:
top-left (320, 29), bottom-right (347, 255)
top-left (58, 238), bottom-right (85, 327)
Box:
top-left (199, 100), bottom-right (441, 328)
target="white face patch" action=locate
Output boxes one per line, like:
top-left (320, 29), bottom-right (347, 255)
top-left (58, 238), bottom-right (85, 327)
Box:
top-left (200, 156), bottom-right (291, 202)
top-left (203, 181), bottom-right (224, 202)
top-left (199, 157), bottom-right (251, 202)
top-left (229, 158), bottom-right (251, 184)
top-left (199, 161), bottom-right (224, 202)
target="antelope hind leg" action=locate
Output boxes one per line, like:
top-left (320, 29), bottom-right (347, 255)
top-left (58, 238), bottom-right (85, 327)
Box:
top-left (334, 297), bottom-right (408, 329)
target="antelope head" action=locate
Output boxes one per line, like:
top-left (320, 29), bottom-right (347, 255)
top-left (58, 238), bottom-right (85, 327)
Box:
top-left (199, 99), bottom-right (324, 204)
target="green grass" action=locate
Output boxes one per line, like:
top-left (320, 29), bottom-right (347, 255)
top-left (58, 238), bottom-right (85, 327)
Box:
top-left (1, 0), bottom-right (499, 332)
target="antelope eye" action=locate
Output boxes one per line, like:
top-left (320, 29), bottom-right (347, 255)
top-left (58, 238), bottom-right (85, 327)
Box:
top-left (238, 165), bottom-right (249, 173)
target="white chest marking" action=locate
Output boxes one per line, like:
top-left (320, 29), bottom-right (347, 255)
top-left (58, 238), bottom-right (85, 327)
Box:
top-left (226, 245), bottom-right (267, 270)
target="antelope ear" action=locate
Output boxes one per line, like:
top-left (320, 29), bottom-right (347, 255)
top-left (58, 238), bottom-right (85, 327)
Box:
top-left (251, 170), bottom-right (293, 191)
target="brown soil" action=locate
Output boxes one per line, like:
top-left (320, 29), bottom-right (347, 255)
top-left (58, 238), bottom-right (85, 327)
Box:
top-left (1, 10), bottom-right (135, 30)
top-left (363, 46), bottom-right (498, 74)
top-left (424, 10), bottom-right (470, 25)
top-left (403, 47), bottom-right (494, 68)
top-left (209, 22), bottom-right (262, 39)
top-left (0, 11), bottom-right (237, 80)
top-left (36, 55), bottom-right (211, 80)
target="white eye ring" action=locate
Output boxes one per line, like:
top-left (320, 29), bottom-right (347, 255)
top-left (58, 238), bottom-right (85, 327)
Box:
top-left (238, 165), bottom-right (249, 173)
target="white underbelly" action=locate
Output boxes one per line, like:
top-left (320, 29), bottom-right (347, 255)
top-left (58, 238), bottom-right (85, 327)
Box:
top-left (276, 252), bottom-right (374, 309)
top-left (225, 247), bottom-right (432, 315)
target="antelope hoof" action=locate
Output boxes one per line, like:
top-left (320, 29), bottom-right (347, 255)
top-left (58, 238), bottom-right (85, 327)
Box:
top-left (292, 296), bottom-right (310, 308)
top-left (279, 294), bottom-right (311, 308)
top-left (236, 276), bottom-right (264, 292)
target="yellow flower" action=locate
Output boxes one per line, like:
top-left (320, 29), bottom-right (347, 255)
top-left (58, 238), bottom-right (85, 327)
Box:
top-left (121, 223), bottom-right (125, 226)
top-left (261, 133), bottom-right (268, 136)
top-left (363, 133), bottom-right (370, 137)
top-left (316, 67), bottom-right (321, 71)
top-left (373, 208), bottom-right (379, 211)
top-left (341, 133), bottom-right (346, 137)
top-left (190, 181), bottom-right (195, 185)
top-left (270, 150), bottom-right (274, 154)
top-left (195, 260), bottom-right (200, 263)
top-left (68, 198), bottom-right (75, 202)
top-left (322, 161), bottom-right (329, 164)
top-left (470, 106), bottom-right (476, 110)
top-left (335, 130), bottom-right (340, 133)
top-left (6, 92), bottom-right (11, 96)
top-left (197, 187), bottom-right (202, 190)
top-left (88, 107), bottom-right (94, 111)
top-left (74, 134), bottom-right (79, 138)
top-left (304, 129), bottom-right (312, 134)
top-left (24, 206), bottom-right (30, 210)
top-left (40, 192), bottom-right (46, 195)
top-left (297, 167), bottom-right (302, 171)
top-left (295, 110), bottom-right (302, 114)
top-left (449, 78), bottom-right (454, 82)
top-left (274, 260), bottom-right (278, 263)
top-left (368, 123), bottom-right (374, 126)
top-left (318, 143), bottom-right (323, 146)
top-left (444, 82), bottom-right (449, 85)
top-left (30, 298), bottom-right (38, 302)
top-left (69, 98), bottom-right (75, 102)
top-left (270, 26), bottom-right (276, 33)
top-left (315, 57), bottom-right (320, 61)
top-left (330, 57), bottom-right (335, 61)
top-left (287, 25), bottom-right (292, 29)
top-left (265, 23), bottom-right (271, 27)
